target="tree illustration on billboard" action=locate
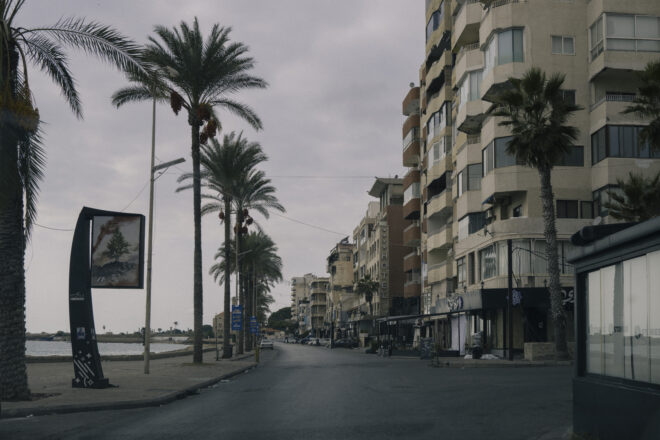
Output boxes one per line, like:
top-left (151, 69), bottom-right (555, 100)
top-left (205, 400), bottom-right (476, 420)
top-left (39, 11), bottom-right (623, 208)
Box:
top-left (91, 215), bottom-right (145, 288)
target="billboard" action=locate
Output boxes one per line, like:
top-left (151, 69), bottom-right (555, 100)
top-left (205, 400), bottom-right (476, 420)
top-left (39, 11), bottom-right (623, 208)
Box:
top-left (90, 214), bottom-right (145, 288)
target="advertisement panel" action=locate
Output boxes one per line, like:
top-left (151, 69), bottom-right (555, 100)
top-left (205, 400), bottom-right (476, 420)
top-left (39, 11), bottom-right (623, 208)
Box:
top-left (91, 215), bottom-right (145, 288)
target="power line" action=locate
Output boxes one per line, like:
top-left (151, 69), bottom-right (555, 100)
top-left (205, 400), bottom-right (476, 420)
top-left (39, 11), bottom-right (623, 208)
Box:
top-left (34, 222), bottom-right (72, 232)
top-left (270, 212), bottom-right (349, 237)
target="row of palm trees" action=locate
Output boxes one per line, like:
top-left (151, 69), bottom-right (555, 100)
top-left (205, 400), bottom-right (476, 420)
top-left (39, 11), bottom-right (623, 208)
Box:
top-left (1, 0), bottom-right (278, 401)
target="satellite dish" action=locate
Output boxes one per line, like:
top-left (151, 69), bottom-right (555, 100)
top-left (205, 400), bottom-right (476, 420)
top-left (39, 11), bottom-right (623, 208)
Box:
top-left (409, 82), bottom-right (415, 88)
top-left (593, 216), bottom-right (603, 226)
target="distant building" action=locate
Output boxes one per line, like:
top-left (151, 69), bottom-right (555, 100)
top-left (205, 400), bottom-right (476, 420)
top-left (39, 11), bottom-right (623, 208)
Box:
top-left (326, 239), bottom-right (355, 338)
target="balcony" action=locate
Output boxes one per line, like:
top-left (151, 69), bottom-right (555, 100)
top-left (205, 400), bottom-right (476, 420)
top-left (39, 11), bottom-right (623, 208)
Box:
top-left (427, 190), bottom-right (452, 219)
top-left (403, 223), bottom-right (421, 247)
top-left (452, 0), bottom-right (482, 51)
top-left (404, 252), bottom-right (421, 272)
top-left (403, 197), bottom-right (421, 220)
top-left (480, 61), bottom-right (527, 103)
top-left (589, 45), bottom-right (660, 82)
top-left (404, 281), bottom-right (421, 298)
top-left (403, 138), bottom-right (421, 168)
top-left (427, 150), bottom-right (452, 183)
top-left (590, 93), bottom-right (645, 129)
top-left (428, 262), bottom-right (454, 285)
top-left (455, 190), bottom-right (482, 220)
top-left (428, 225), bottom-right (453, 252)
top-left (454, 44), bottom-right (483, 85)
top-left (456, 100), bottom-right (487, 135)
top-left (479, 0), bottom-right (529, 47)
top-left (402, 86), bottom-right (420, 116)
top-left (481, 165), bottom-right (536, 203)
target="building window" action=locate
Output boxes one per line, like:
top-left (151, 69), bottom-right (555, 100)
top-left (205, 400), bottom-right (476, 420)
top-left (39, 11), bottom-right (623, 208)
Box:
top-left (459, 163), bottom-right (482, 196)
top-left (557, 200), bottom-right (579, 218)
top-left (552, 35), bottom-right (575, 55)
top-left (428, 136), bottom-right (450, 165)
top-left (426, 102), bottom-right (451, 144)
top-left (560, 89), bottom-right (576, 106)
top-left (483, 136), bottom-right (522, 175)
top-left (557, 145), bottom-right (584, 166)
top-left (458, 70), bottom-right (483, 109)
top-left (457, 257), bottom-right (466, 284)
top-left (593, 185), bottom-right (622, 218)
top-left (591, 125), bottom-right (660, 164)
top-left (513, 205), bottom-right (522, 217)
top-left (591, 14), bottom-right (660, 60)
top-left (585, 251), bottom-right (660, 384)
top-left (590, 16), bottom-right (604, 60)
top-left (404, 182), bottom-right (420, 204)
top-left (426, 1), bottom-right (444, 42)
top-left (484, 28), bottom-right (524, 76)
top-left (480, 244), bottom-right (498, 280)
top-left (581, 201), bottom-right (594, 219)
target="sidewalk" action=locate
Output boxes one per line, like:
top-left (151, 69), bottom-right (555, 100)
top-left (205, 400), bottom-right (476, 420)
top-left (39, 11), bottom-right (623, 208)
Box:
top-left (1, 350), bottom-right (258, 419)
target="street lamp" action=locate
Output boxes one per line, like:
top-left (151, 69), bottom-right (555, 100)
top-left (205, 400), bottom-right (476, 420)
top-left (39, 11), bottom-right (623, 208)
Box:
top-left (143, 88), bottom-right (185, 375)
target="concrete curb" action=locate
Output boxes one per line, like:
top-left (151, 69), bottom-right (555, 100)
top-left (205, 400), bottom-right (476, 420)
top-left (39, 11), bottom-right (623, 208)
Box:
top-left (1, 363), bottom-right (258, 419)
top-left (26, 347), bottom-right (217, 364)
top-left (428, 360), bottom-right (573, 368)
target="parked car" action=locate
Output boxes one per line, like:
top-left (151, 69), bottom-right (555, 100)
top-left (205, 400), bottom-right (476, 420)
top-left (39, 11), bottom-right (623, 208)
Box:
top-left (259, 338), bottom-right (274, 350)
top-left (334, 338), bottom-right (358, 348)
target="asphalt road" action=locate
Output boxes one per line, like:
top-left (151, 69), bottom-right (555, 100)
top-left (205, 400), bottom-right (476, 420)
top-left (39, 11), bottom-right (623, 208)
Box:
top-left (0, 342), bottom-right (572, 439)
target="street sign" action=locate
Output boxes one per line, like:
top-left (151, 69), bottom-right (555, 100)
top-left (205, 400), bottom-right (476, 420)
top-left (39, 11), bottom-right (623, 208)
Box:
top-left (249, 316), bottom-right (259, 334)
top-left (231, 305), bottom-right (242, 331)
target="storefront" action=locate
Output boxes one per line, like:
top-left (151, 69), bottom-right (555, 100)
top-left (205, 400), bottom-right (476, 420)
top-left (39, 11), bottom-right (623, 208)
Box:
top-left (431, 287), bottom-right (574, 357)
top-left (569, 218), bottom-right (660, 440)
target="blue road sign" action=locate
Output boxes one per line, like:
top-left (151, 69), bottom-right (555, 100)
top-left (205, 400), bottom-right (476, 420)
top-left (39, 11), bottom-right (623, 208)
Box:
top-left (231, 305), bottom-right (242, 331)
top-left (249, 316), bottom-right (258, 334)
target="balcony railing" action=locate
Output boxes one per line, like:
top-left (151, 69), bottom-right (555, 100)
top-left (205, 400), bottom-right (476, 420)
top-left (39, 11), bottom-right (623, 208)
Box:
top-left (590, 93), bottom-right (638, 111)
top-left (455, 42), bottom-right (481, 67)
top-left (403, 127), bottom-right (420, 150)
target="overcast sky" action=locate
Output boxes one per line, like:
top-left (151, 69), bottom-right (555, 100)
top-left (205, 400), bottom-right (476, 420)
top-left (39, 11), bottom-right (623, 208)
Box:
top-left (20, 1), bottom-right (424, 333)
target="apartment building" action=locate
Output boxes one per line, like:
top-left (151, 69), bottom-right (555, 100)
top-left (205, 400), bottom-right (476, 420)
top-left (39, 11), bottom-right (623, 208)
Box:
top-left (349, 178), bottom-right (411, 340)
top-left (326, 239), bottom-right (355, 338)
top-left (402, 0), bottom-right (660, 356)
top-left (309, 277), bottom-right (329, 337)
top-left (290, 274), bottom-right (313, 335)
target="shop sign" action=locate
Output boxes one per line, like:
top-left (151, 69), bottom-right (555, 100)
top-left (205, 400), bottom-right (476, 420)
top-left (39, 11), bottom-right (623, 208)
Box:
top-left (447, 295), bottom-right (464, 312)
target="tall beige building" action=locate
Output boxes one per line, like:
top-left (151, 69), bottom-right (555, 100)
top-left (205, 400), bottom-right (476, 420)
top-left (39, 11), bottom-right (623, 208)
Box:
top-left (401, 0), bottom-right (660, 355)
top-left (349, 178), bottom-right (410, 340)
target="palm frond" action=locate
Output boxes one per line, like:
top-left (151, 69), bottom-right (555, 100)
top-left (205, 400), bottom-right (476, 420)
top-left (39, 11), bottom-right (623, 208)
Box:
top-left (18, 127), bottom-right (46, 240)
top-left (24, 17), bottom-right (143, 74)
top-left (19, 34), bottom-right (81, 117)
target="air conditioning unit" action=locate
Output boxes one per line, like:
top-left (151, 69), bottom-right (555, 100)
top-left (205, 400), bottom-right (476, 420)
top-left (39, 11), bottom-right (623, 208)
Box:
top-left (485, 208), bottom-right (496, 223)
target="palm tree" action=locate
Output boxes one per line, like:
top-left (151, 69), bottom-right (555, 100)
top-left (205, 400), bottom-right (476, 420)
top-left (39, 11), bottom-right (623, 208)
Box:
top-left (179, 132), bottom-right (266, 358)
top-left (604, 171), bottom-right (660, 222)
top-left (0, 0), bottom-right (142, 400)
top-left (492, 68), bottom-right (581, 359)
top-left (623, 60), bottom-right (660, 153)
top-left (356, 275), bottom-right (379, 318)
top-left (117, 18), bottom-right (266, 363)
top-left (232, 170), bottom-right (284, 352)
top-left (209, 231), bottom-right (282, 350)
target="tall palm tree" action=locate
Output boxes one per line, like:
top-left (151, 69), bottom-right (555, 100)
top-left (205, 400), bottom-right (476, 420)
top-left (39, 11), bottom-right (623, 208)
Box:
top-left (118, 18), bottom-right (267, 363)
top-left (604, 171), bottom-right (660, 222)
top-left (623, 60), bottom-right (660, 153)
top-left (0, 0), bottom-right (142, 400)
top-left (233, 169), bottom-right (284, 352)
top-left (179, 132), bottom-right (266, 358)
top-left (492, 68), bottom-right (581, 359)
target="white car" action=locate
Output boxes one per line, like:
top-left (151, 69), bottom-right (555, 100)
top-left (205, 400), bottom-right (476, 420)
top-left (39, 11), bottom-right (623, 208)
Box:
top-left (260, 339), bottom-right (274, 350)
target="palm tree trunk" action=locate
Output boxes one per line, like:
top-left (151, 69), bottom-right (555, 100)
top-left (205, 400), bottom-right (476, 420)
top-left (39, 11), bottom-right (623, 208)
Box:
top-left (0, 45), bottom-right (30, 401)
top-left (245, 269), bottom-right (252, 351)
top-left (236, 209), bottom-right (244, 355)
top-left (538, 165), bottom-right (568, 359)
top-left (190, 122), bottom-right (204, 364)
top-left (222, 195), bottom-right (232, 358)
